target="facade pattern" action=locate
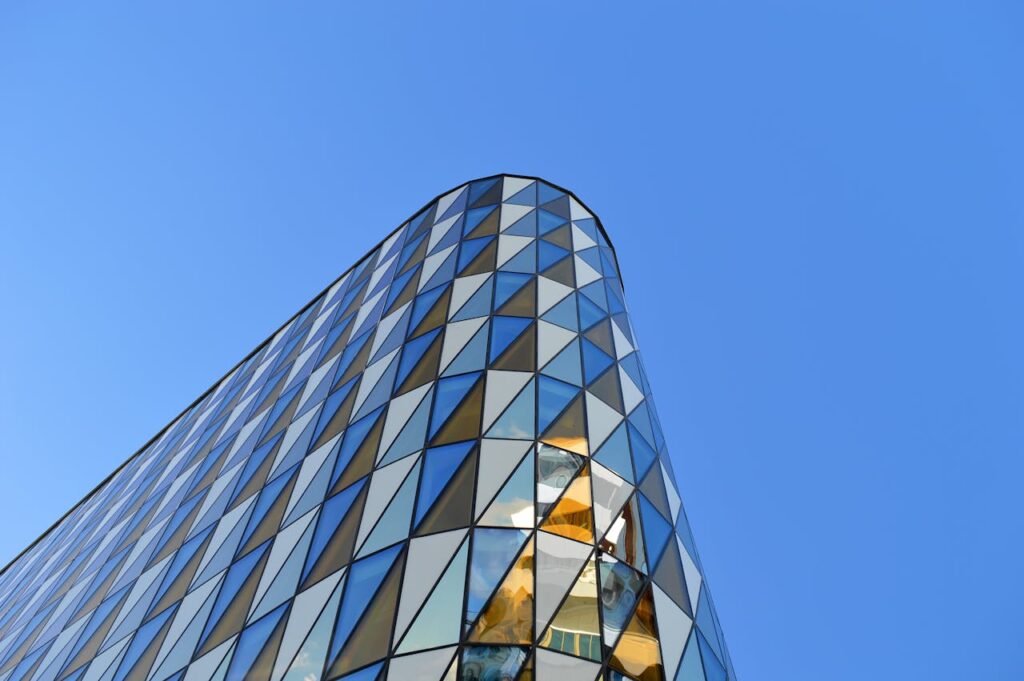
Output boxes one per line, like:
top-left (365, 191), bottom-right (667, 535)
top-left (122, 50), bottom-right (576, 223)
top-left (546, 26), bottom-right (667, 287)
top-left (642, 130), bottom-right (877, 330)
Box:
top-left (0, 176), bottom-right (735, 681)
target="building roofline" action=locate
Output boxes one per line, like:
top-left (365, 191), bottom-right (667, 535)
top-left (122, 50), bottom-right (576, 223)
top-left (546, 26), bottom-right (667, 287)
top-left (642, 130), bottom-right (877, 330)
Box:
top-left (0, 173), bottom-right (618, 579)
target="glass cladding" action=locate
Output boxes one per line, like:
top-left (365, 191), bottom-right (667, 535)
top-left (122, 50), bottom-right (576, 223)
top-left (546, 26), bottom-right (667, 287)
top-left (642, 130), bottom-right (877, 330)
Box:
top-left (0, 176), bottom-right (734, 681)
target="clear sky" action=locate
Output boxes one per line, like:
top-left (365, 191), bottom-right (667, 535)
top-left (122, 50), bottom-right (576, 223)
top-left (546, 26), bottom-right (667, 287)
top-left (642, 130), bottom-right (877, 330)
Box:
top-left (1, 2), bottom-right (1022, 679)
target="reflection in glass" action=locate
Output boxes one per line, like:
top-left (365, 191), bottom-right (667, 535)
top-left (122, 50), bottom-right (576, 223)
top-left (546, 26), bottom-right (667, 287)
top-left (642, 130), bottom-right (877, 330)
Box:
top-left (539, 558), bottom-right (601, 660)
top-left (609, 586), bottom-right (663, 681)
top-left (540, 464), bottom-right (593, 543)
top-left (599, 495), bottom-right (646, 573)
top-left (479, 453), bottom-right (534, 528)
top-left (536, 445), bottom-right (582, 521)
top-left (598, 554), bottom-right (643, 648)
top-left (466, 529), bottom-right (530, 630)
top-left (460, 646), bottom-right (527, 681)
top-left (470, 537), bottom-right (534, 643)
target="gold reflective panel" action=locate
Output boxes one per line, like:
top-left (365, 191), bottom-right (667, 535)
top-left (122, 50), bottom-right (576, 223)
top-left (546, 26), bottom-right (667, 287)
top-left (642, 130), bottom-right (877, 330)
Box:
top-left (608, 586), bottom-right (664, 681)
top-left (540, 464), bottom-right (594, 543)
top-left (470, 536), bottom-right (535, 644)
top-left (539, 557), bottom-right (601, 661)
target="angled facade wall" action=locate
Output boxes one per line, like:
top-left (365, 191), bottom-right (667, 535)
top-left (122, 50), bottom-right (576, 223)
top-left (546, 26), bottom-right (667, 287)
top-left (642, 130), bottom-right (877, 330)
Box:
top-left (0, 175), bottom-right (734, 681)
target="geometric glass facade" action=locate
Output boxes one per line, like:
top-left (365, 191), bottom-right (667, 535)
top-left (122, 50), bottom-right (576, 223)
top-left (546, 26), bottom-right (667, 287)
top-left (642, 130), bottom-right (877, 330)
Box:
top-left (0, 175), bottom-right (734, 681)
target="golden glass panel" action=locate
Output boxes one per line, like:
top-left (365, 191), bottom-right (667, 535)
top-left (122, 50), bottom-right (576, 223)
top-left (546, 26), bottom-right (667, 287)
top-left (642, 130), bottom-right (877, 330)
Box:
top-left (608, 586), bottom-right (664, 681)
top-left (540, 464), bottom-right (594, 543)
top-left (470, 537), bottom-right (535, 644)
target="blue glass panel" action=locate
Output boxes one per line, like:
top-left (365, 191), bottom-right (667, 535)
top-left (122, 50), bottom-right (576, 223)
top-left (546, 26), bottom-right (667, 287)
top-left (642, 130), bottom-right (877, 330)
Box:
top-left (499, 241), bottom-right (536, 274)
top-left (537, 376), bottom-right (580, 434)
top-left (67, 585), bottom-right (128, 664)
top-left (488, 317), bottom-right (531, 363)
top-left (313, 377), bottom-right (357, 445)
top-left (580, 280), bottom-right (608, 311)
top-left (537, 182), bottom-right (565, 205)
top-left (415, 441), bottom-right (475, 527)
top-left (225, 601), bottom-right (289, 681)
top-left (541, 293), bottom-right (579, 332)
top-left (227, 428), bottom-right (283, 507)
top-left (698, 630), bottom-right (727, 681)
top-left (582, 339), bottom-right (614, 385)
top-left (395, 328), bottom-right (441, 388)
top-left (328, 544), bottom-right (403, 664)
top-left (541, 340), bottom-right (582, 387)
top-left (331, 407), bottom-right (385, 489)
top-left (151, 526), bottom-right (213, 612)
top-left (638, 494), bottom-right (673, 568)
top-left (457, 237), bottom-right (494, 272)
top-left (505, 181), bottom-right (537, 206)
top-left (537, 209), bottom-right (567, 235)
top-left (429, 372), bottom-right (482, 438)
top-left (628, 424), bottom-right (657, 480)
top-left (676, 631), bottom-right (706, 681)
top-left (503, 209), bottom-right (537, 236)
top-left (302, 479), bottom-right (366, 583)
top-left (200, 541), bottom-right (271, 647)
top-left (696, 588), bottom-right (725, 664)
top-left (409, 284), bottom-right (449, 333)
top-left (463, 206), bottom-right (498, 235)
top-left (239, 464), bottom-right (297, 550)
top-left (493, 273), bottom-right (532, 311)
top-left (538, 241), bottom-right (570, 271)
top-left (578, 295), bottom-right (606, 331)
top-left (605, 279), bottom-right (627, 314)
top-left (468, 178), bottom-right (500, 205)
top-left (112, 604), bottom-right (176, 681)
top-left (577, 246), bottom-right (604, 275)
top-left (594, 423), bottom-right (634, 483)
top-left (573, 217), bottom-right (600, 241)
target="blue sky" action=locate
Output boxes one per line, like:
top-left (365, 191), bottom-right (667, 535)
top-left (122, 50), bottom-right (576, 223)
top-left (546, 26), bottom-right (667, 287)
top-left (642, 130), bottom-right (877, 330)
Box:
top-left (1, 2), bottom-right (1022, 679)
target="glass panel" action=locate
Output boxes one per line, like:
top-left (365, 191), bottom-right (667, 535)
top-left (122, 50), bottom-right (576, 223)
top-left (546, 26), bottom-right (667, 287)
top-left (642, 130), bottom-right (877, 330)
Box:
top-left (466, 529), bottom-right (530, 630)
top-left (469, 536), bottom-right (534, 644)
top-left (598, 554), bottom-right (644, 649)
top-left (540, 463), bottom-right (593, 543)
top-left (536, 445), bottom-right (583, 522)
top-left (479, 452), bottom-right (534, 528)
top-left (608, 586), bottom-right (663, 681)
top-left (460, 646), bottom-right (527, 681)
top-left (539, 558), bottom-right (601, 661)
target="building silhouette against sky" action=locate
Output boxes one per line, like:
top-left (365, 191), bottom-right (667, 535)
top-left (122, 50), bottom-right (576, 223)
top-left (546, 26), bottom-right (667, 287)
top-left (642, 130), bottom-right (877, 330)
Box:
top-left (0, 176), bottom-right (734, 681)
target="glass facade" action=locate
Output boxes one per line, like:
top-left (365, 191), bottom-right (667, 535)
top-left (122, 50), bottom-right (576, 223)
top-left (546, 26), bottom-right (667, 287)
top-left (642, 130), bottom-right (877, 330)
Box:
top-left (0, 176), bottom-right (734, 681)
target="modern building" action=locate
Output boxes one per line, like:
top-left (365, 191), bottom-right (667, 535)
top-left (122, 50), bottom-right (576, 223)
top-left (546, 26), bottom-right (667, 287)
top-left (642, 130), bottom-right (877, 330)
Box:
top-left (0, 176), bottom-right (734, 681)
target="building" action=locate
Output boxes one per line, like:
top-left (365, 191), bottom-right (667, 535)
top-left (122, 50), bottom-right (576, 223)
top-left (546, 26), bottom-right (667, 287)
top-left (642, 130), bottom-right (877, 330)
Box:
top-left (0, 176), bottom-right (735, 681)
